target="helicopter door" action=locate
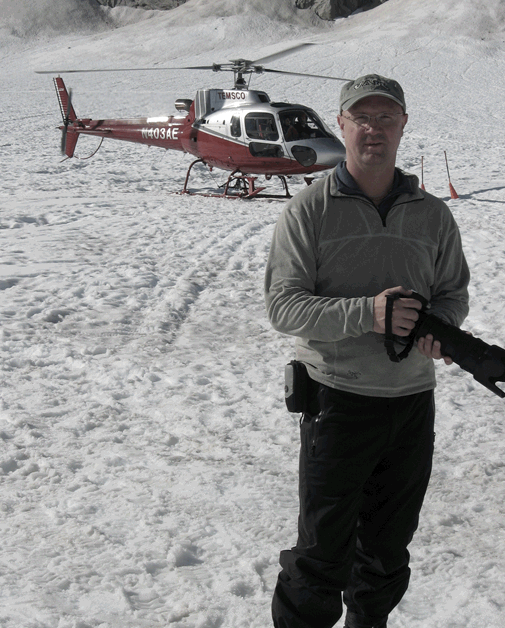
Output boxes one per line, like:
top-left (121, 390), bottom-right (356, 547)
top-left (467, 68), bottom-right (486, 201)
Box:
top-left (245, 113), bottom-right (284, 158)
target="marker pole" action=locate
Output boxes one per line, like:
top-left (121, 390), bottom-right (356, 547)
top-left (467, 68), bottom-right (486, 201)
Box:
top-left (444, 150), bottom-right (459, 199)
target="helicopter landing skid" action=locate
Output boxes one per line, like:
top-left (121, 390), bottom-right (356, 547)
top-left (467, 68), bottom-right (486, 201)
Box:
top-left (222, 169), bottom-right (267, 198)
top-left (180, 160), bottom-right (293, 200)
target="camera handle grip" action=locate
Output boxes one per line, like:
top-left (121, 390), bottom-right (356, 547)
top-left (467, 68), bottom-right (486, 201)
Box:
top-left (384, 291), bottom-right (429, 363)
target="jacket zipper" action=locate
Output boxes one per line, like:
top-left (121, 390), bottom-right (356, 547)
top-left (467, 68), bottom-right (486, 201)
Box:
top-left (343, 192), bottom-right (421, 229)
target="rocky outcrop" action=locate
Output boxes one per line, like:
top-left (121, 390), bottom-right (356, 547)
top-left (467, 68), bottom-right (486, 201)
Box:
top-left (295, 0), bottom-right (388, 20)
top-left (96, 0), bottom-right (185, 9)
top-left (95, 0), bottom-right (388, 20)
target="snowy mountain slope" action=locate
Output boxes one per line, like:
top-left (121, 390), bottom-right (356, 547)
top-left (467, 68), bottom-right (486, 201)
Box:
top-left (1, 1), bottom-right (505, 627)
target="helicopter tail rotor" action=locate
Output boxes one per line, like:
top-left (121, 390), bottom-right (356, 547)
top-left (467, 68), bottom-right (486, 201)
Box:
top-left (53, 77), bottom-right (79, 157)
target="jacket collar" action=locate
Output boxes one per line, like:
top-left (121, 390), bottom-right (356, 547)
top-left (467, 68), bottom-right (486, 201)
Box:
top-left (330, 161), bottom-right (424, 206)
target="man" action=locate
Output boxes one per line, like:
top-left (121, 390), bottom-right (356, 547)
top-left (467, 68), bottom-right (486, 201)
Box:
top-left (293, 112), bottom-right (312, 139)
top-left (265, 74), bottom-right (470, 628)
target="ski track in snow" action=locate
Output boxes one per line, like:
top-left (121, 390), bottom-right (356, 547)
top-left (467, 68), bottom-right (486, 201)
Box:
top-left (1, 1), bottom-right (505, 627)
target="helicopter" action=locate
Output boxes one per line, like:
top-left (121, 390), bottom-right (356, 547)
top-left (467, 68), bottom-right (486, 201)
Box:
top-left (37, 44), bottom-right (348, 198)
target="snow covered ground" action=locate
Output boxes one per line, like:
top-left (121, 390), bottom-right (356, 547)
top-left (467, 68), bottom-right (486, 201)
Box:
top-left (1, 0), bottom-right (505, 626)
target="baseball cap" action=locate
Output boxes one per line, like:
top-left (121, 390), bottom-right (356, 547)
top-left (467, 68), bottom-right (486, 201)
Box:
top-left (340, 74), bottom-right (406, 113)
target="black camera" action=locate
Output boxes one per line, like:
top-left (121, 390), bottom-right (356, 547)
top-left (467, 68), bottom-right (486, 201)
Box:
top-left (386, 292), bottom-right (505, 398)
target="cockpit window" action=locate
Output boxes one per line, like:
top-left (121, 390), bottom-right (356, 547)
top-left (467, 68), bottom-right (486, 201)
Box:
top-left (245, 113), bottom-right (279, 141)
top-left (230, 116), bottom-right (241, 138)
top-left (280, 110), bottom-right (331, 141)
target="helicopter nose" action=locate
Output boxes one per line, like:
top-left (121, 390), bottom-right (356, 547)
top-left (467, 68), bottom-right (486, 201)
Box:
top-left (291, 145), bottom-right (317, 167)
top-left (289, 139), bottom-right (345, 168)
top-left (319, 139), bottom-right (346, 166)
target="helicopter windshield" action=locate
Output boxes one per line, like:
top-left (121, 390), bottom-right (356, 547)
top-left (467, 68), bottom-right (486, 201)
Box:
top-left (280, 110), bottom-right (331, 142)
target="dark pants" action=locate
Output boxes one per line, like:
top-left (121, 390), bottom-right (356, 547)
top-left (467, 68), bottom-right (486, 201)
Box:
top-left (272, 384), bottom-right (435, 628)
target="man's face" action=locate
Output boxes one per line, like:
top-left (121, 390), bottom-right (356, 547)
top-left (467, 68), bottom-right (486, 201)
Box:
top-left (337, 95), bottom-right (408, 171)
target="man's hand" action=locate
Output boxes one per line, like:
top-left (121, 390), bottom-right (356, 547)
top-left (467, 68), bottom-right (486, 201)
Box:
top-left (417, 330), bottom-right (472, 364)
top-left (417, 334), bottom-right (453, 365)
top-left (373, 286), bottom-right (422, 336)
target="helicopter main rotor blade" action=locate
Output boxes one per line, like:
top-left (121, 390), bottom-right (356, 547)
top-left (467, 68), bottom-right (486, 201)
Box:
top-left (36, 53), bottom-right (351, 82)
top-left (249, 43), bottom-right (315, 66)
top-left (261, 68), bottom-right (351, 81)
top-left (35, 44), bottom-right (324, 75)
top-left (36, 65), bottom-right (229, 74)
top-left (36, 67), bottom-right (191, 74)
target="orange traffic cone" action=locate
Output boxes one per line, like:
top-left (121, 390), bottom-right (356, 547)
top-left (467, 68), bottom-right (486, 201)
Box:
top-left (444, 151), bottom-right (459, 199)
top-left (449, 181), bottom-right (459, 199)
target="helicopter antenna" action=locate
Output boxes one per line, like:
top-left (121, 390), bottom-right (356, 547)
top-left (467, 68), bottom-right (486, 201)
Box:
top-left (36, 43), bottom-right (352, 90)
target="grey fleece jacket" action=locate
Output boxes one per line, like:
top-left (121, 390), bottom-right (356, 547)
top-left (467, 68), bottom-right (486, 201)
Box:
top-left (265, 168), bottom-right (470, 397)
